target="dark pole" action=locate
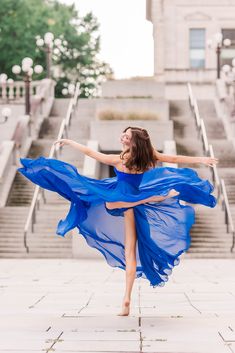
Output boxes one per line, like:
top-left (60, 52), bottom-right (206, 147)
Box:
top-left (216, 45), bottom-right (221, 79)
top-left (231, 81), bottom-right (235, 117)
top-left (0, 117), bottom-right (8, 124)
top-left (24, 73), bottom-right (31, 115)
top-left (46, 45), bottom-right (51, 78)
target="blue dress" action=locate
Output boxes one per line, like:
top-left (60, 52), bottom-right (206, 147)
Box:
top-left (17, 156), bottom-right (217, 288)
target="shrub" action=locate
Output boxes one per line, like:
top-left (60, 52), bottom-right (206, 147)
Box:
top-left (98, 109), bottom-right (159, 120)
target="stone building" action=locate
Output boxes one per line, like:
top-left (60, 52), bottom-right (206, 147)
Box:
top-left (146, 0), bottom-right (235, 83)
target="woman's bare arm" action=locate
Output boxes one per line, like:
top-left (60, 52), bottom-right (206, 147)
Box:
top-left (53, 138), bottom-right (119, 166)
top-left (105, 190), bottom-right (179, 210)
top-left (154, 149), bottom-right (219, 167)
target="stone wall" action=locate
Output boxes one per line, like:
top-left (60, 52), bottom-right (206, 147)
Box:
top-left (90, 120), bottom-right (173, 151)
top-left (101, 78), bottom-right (165, 98)
top-left (147, 0), bottom-right (235, 83)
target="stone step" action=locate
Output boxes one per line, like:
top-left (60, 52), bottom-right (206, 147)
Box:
top-left (190, 238), bottom-right (232, 243)
top-left (0, 232), bottom-right (59, 237)
top-left (173, 117), bottom-right (226, 139)
top-left (197, 100), bottom-right (218, 117)
top-left (0, 244), bottom-right (72, 251)
top-left (170, 100), bottom-right (192, 117)
top-left (184, 252), bottom-right (235, 258)
top-left (189, 232), bottom-right (230, 237)
top-left (190, 242), bottom-right (232, 248)
top-left (187, 246), bottom-right (233, 252)
top-left (38, 117), bottom-right (62, 139)
top-left (0, 244), bottom-right (72, 252)
top-left (0, 253), bottom-right (73, 258)
top-left (191, 227), bottom-right (227, 231)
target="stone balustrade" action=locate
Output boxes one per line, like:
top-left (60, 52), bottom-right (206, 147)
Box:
top-left (0, 78), bottom-right (56, 206)
top-left (0, 80), bottom-right (40, 102)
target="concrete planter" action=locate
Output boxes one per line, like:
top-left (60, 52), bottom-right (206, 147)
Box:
top-left (95, 97), bottom-right (169, 121)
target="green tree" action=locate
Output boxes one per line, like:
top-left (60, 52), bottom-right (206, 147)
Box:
top-left (0, 0), bottom-right (113, 97)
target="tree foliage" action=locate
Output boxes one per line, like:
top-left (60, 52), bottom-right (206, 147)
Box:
top-left (0, 0), bottom-right (113, 97)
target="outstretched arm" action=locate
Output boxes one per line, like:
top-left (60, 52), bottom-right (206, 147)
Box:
top-left (154, 149), bottom-right (219, 167)
top-left (105, 190), bottom-right (179, 210)
top-left (53, 138), bottom-right (119, 166)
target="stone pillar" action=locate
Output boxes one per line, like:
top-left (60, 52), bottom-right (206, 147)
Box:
top-left (153, 0), bottom-right (165, 80)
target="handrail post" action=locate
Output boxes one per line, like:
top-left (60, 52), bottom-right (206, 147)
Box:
top-left (22, 82), bottom-right (80, 252)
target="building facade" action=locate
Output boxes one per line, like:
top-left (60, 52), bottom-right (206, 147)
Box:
top-left (146, 0), bottom-right (235, 83)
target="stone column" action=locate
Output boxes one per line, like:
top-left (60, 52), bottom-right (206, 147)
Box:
top-left (153, 0), bottom-right (165, 80)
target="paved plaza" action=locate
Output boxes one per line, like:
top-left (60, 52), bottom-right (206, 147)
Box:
top-left (0, 257), bottom-right (235, 353)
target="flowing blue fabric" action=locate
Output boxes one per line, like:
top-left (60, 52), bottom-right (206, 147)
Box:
top-left (17, 156), bottom-right (217, 288)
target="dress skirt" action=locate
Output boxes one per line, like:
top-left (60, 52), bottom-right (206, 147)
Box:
top-left (17, 156), bottom-right (217, 288)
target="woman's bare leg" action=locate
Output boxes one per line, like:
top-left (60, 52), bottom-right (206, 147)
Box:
top-left (117, 208), bottom-right (137, 316)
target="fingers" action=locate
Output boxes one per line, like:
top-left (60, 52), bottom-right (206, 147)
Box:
top-left (208, 157), bottom-right (219, 167)
top-left (53, 139), bottom-right (64, 147)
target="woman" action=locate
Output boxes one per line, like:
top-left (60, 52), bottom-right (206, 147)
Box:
top-left (17, 126), bottom-right (218, 316)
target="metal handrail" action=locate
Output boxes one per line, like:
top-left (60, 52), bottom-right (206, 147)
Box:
top-left (194, 98), bottom-right (201, 129)
top-left (23, 82), bottom-right (80, 252)
top-left (221, 179), bottom-right (235, 252)
top-left (187, 82), bottom-right (235, 252)
top-left (200, 118), bottom-right (209, 154)
top-left (209, 144), bottom-right (221, 200)
top-left (187, 82), bottom-right (194, 108)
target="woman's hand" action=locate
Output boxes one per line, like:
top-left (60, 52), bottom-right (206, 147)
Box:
top-left (148, 189), bottom-right (180, 203)
top-left (53, 138), bottom-right (71, 148)
top-left (199, 156), bottom-right (219, 167)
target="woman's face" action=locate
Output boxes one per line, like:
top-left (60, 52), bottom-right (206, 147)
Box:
top-left (119, 128), bottom-right (132, 146)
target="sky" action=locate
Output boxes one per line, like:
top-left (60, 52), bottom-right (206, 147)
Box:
top-left (59, 0), bottom-right (154, 78)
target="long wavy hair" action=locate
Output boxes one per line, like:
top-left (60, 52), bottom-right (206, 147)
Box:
top-left (120, 126), bottom-right (158, 172)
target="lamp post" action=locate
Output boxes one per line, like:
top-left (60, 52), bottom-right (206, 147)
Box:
top-left (222, 58), bottom-right (235, 117)
top-left (207, 32), bottom-right (231, 79)
top-left (0, 107), bottom-right (11, 124)
top-left (61, 82), bottom-right (76, 97)
top-left (12, 58), bottom-right (43, 115)
top-left (36, 32), bottom-right (64, 78)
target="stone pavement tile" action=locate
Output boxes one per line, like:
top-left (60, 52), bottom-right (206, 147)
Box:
top-left (228, 343), bottom-right (235, 352)
top-left (218, 326), bottom-right (235, 342)
top-left (141, 316), bottom-right (224, 338)
top-left (0, 313), bottom-right (52, 329)
top-left (78, 304), bottom-right (140, 316)
top-left (62, 330), bottom-right (139, 340)
top-left (54, 316), bottom-right (140, 331)
top-left (184, 292), bottom-right (234, 301)
top-left (141, 317), bottom-right (232, 353)
top-left (0, 340), bottom-right (48, 351)
top-left (0, 259), bottom-right (235, 353)
top-left (141, 340), bottom-right (231, 353)
top-left (54, 339), bottom-right (140, 352)
top-left (140, 307), bottom-right (200, 316)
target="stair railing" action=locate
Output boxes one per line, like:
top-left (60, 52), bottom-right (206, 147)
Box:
top-left (221, 179), bottom-right (235, 252)
top-left (187, 82), bottom-right (235, 252)
top-left (22, 83), bottom-right (80, 252)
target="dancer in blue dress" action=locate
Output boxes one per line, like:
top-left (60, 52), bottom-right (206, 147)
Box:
top-left (17, 126), bottom-right (218, 316)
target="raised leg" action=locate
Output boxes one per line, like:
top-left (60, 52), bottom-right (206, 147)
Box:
top-left (117, 208), bottom-right (137, 316)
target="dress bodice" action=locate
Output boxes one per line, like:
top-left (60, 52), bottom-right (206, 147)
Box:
top-left (114, 167), bottom-right (144, 187)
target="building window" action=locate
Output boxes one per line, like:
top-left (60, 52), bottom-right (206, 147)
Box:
top-left (189, 28), bottom-right (205, 68)
top-left (221, 29), bottom-right (235, 66)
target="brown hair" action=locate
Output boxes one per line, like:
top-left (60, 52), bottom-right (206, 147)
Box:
top-left (120, 126), bottom-right (158, 172)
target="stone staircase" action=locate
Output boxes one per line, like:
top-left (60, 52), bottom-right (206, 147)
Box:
top-left (0, 98), bottom-right (93, 258)
top-left (170, 99), bottom-right (235, 258)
